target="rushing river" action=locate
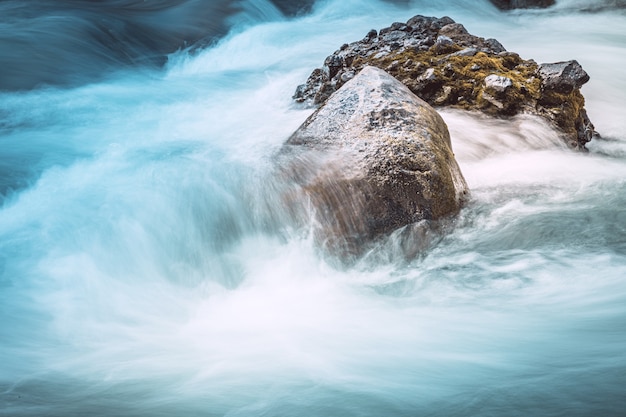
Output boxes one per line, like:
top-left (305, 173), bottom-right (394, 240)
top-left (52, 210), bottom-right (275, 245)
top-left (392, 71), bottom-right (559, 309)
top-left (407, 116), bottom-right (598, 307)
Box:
top-left (1, 0), bottom-right (625, 416)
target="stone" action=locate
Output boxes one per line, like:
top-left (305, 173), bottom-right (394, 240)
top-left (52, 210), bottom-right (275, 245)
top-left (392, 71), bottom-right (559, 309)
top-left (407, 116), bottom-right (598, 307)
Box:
top-left (484, 74), bottom-right (513, 92)
top-left (419, 68), bottom-right (437, 81)
top-left (292, 14), bottom-right (596, 149)
top-left (485, 38), bottom-right (507, 54)
top-left (280, 66), bottom-right (468, 258)
top-left (364, 29), bottom-right (377, 41)
top-left (538, 60), bottom-right (590, 94)
top-left (450, 47), bottom-right (479, 58)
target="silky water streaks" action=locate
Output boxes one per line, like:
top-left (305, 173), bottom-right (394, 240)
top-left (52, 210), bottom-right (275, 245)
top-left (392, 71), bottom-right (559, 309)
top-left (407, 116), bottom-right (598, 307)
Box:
top-left (1, 0), bottom-right (626, 416)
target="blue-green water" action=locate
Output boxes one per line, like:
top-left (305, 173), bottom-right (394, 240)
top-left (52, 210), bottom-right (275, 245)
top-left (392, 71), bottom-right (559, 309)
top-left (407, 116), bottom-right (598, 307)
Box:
top-left (1, 1), bottom-right (625, 416)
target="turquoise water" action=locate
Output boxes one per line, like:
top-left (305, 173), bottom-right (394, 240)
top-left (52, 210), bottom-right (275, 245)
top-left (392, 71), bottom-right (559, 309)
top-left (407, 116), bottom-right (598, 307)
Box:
top-left (1, 1), bottom-right (625, 415)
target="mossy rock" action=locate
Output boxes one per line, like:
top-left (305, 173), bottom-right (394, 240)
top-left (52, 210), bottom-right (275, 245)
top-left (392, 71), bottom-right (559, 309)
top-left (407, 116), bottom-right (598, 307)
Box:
top-left (294, 15), bottom-right (595, 149)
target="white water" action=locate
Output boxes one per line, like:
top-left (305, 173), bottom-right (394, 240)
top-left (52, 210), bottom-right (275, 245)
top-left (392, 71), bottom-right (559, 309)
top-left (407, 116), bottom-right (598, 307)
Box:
top-left (1, 1), bottom-right (625, 416)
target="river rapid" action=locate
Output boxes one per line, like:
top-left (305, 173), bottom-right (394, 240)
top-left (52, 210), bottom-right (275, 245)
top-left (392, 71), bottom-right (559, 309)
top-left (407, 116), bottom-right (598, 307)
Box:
top-left (1, 0), bottom-right (625, 416)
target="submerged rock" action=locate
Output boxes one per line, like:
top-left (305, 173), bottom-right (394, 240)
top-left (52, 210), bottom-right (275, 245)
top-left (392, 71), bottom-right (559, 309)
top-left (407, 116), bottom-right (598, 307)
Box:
top-left (280, 66), bottom-right (468, 258)
top-left (293, 15), bottom-right (595, 149)
top-left (489, 0), bottom-right (556, 10)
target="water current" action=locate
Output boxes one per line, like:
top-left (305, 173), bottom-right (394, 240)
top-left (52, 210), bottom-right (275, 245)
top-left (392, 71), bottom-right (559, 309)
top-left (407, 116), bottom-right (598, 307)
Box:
top-left (1, 0), bottom-right (625, 415)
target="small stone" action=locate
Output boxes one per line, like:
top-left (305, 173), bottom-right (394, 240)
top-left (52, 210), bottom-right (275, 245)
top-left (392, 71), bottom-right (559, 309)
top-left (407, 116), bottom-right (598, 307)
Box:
top-left (450, 47), bottom-right (479, 57)
top-left (293, 84), bottom-right (307, 102)
top-left (364, 29), bottom-right (377, 42)
top-left (439, 23), bottom-right (469, 36)
top-left (416, 36), bottom-right (435, 51)
top-left (470, 64), bottom-right (481, 71)
top-left (433, 16), bottom-right (455, 29)
top-left (538, 60), bottom-right (590, 93)
top-left (407, 15), bottom-right (455, 32)
top-left (418, 68), bottom-right (437, 81)
top-left (390, 22), bottom-right (408, 31)
top-left (484, 38), bottom-right (506, 54)
top-left (435, 35), bottom-right (454, 46)
top-left (432, 35), bottom-right (456, 54)
top-left (324, 54), bottom-right (344, 78)
top-left (484, 74), bottom-right (513, 92)
top-left (380, 30), bottom-right (406, 43)
top-left (340, 71), bottom-right (355, 83)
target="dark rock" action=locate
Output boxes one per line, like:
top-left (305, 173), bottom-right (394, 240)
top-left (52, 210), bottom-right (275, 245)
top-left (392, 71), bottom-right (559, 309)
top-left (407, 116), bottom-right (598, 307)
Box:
top-left (433, 35), bottom-right (456, 54)
top-left (577, 109), bottom-right (596, 145)
top-left (293, 68), bottom-right (328, 104)
top-left (281, 66), bottom-right (468, 258)
top-left (535, 60), bottom-right (593, 148)
top-left (489, 0), bottom-right (556, 10)
top-left (292, 14), bottom-right (596, 149)
top-left (538, 60), bottom-right (590, 94)
top-left (364, 29), bottom-right (378, 41)
top-left (484, 38), bottom-right (507, 54)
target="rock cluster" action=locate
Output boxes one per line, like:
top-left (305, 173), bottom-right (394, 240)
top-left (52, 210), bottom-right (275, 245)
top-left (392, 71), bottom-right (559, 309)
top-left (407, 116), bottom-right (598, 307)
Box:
top-left (281, 66), bottom-right (468, 257)
top-left (294, 15), bottom-right (595, 149)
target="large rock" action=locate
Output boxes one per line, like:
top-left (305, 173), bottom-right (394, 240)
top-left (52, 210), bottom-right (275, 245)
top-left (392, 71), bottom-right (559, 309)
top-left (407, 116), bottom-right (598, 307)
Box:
top-left (280, 66), bottom-right (468, 257)
top-left (293, 15), bottom-right (596, 149)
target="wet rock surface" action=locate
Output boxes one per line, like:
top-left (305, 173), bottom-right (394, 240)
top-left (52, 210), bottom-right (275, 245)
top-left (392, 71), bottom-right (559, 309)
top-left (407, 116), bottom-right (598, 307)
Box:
top-left (281, 66), bottom-right (468, 258)
top-left (294, 15), bottom-right (595, 149)
top-left (538, 60), bottom-right (591, 93)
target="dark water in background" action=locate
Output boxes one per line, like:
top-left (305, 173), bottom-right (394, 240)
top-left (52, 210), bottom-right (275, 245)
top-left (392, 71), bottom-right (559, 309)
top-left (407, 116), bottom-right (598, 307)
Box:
top-left (1, 0), bottom-right (626, 416)
top-left (0, 0), bottom-right (310, 91)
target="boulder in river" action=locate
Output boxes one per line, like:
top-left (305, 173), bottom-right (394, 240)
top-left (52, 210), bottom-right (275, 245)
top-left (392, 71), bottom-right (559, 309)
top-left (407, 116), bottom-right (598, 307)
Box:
top-left (293, 15), bottom-right (595, 149)
top-left (280, 66), bottom-right (468, 258)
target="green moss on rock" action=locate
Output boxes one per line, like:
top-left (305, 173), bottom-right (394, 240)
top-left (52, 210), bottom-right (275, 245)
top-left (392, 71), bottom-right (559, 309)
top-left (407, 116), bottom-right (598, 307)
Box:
top-left (294, 14), bottom-right (595, 149)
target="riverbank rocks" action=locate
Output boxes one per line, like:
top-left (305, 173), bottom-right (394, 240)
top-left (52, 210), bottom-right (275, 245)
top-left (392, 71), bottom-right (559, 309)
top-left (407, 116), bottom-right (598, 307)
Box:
top-left (293, 15), bottom-right (595, 149)
top-left (280, 66), bottom-right (468, 257)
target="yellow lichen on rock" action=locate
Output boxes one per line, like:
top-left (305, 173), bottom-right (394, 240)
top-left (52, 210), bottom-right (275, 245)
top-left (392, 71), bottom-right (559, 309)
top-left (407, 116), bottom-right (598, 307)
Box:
top-left (294, 14), bottom-right (595, 149)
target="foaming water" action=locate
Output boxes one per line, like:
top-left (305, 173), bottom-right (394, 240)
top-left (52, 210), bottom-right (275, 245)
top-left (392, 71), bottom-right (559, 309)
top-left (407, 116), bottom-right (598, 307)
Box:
top-left (1, 0), bottom-right (626, 416)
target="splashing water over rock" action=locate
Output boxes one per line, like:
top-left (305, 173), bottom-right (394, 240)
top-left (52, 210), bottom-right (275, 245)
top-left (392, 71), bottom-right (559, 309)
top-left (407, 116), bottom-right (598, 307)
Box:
top-left (280, 66), bottom-right (468, 260)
